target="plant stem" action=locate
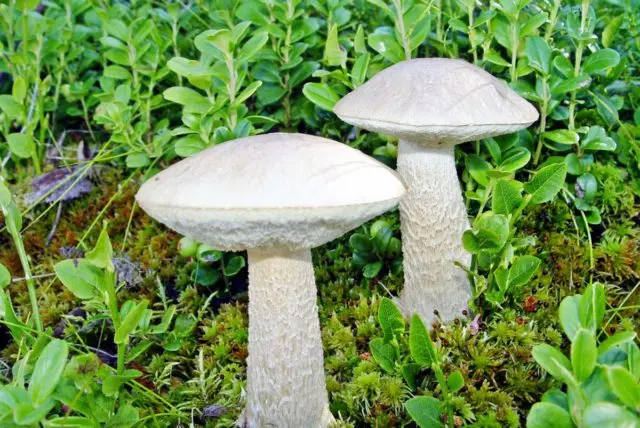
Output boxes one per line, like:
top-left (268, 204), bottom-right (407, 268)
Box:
top-left (509, 20), bottom-right (519, 82)
top-left (14, 236), bottom-right (42, 332)
top-left (392, 0), bottom-right (411, 60)
top-left (533, 77), bottom-right (549, 166)
top-left (105, 270), bottom-right (124, 375)
top-left (433, 363), bottom-right (454, 427)
top-left (468, 4), bottom-right (477, 63)
top-left (544, 0), bottom-right (561, 42)
top-left (435, 0), bottom-right (443, 42)
top-left (568, 0), bottom-right (590, 129)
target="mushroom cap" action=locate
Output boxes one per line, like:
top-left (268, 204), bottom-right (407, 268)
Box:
top-left (136, 133), bottom-right (405, 250)
top-left (334, 58), bottom-right (539, 145)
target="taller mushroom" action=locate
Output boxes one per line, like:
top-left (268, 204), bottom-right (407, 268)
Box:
top-left (136, 133), bottom-right (405, 427)
top-left (334, 58), bottom-right (539, 324)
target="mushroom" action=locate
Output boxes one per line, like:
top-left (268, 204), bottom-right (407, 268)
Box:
top-left (135, 133), bottom-right (405, 427)
top-left (334, 58), bottom-right (538, 324)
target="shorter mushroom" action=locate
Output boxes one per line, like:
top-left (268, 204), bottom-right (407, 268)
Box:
top-left (136, 133), bottom-right (405, 427)
top-left (334, 58), bottom-right (539, 324)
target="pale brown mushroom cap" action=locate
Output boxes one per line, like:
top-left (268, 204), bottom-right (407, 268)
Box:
top-left (334, 58), bottom-right (539, 145)
top-left (136, 133), bottom-right (405, 250)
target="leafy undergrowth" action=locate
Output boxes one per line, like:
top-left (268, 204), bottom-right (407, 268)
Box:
top-left (1, 169), bottom-right (637, 426)
top-left (1, 0), bottom-right (639, 426)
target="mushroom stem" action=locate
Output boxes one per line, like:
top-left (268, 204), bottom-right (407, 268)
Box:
top-left (395, 140), bottom-right (472, 324)
top-left (244, 247), bottom-right (334, 428)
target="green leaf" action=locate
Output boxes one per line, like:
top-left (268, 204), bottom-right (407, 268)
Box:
top-left (579, 283), bottom-right (605, 332)
top-left (583, 49), bottom-right (620, 74)
top-left (192, 265), bottom-right (220, 286)
top-left (194, 29), bottom-right (231, 61)
top-left (409, 314), bottom-right (437, 366)
top-left (581, 126), bottom-right (616, 152)
top-left (378, 297), bottom-right (404, 340)
top-left (349, 233), bottom-right (372, 254)
top-left (583, 402), bottom-right (639, 427)
top-left (520, 12), bottom-right (547, 37)
top-left (532, 344), bottom-right (574, 384)
top-left (564, 153), bottom-right (583, 176)
top-left (163, 87), bottom-right (211, 113)
top-left (499, 147), bottom-right (531, 172)
top-left (485, 50), bottom-right (510, 67)
top-left (256, 84), bottom-right (287, 105)
top-left (114, 300), bottom-right (149, 344)
top-left (593, 92), bottom-right (620, 125)
top-left (0, 263), bottom-right (10, 288)
top-left (12, 76), bottom-right (27, 103)
top-left (0, 95), bottom-right (22, 119)
top-left (101, 369), bottom-right (141, 396)
top-left (598, 331), bottom-right (636, 356)
top-left (86, 225), bottom-right (113, 271)
top-left (7, 133), bottom-right (35, 159)
top-left (237, 32), bottom-right (269, 63)
top-left (366, 0), bottom-right (394, 19)
top-left (602, 16), bottom-right (624, 48)
top-left (571, 328), bottom-right (597, 382)
top-left (551, 75), bottom-right (591, 96)
top-left (363, 262), bottom-right (382, 278)
top-left (472, 212), bottom-right (510, 253)
top-left (524, 163), bottom-right (567, 204)
top-left (526, 402), bottom-right (573, 428)
top-left (553, 55), bottom-right (574, 77)
top-left (370, 338), bottom-right (397, 373)
top-left (175, 135), bottom-right (207, 157)
top-left (508, 255), bottom-right (541, 288)
top-left (324, 24), bottom-right (346, 67)
top-left (354, 25), bottom-right (366, 54)
top-left (558, 295), bottom-right (582, 342)
top-left (125, 152), bottom-right (150, 169)
top-left (0, 181), bottom-right (12, 207)
top-left (525, 36), bottom-right (551, 75)
top-left (54, 259), bottom-right (103, 299)
top-left (462, 231), bottom-right (479, 254)
top-left (493, 179), bottom-right (523, 215)
top-left (541, 389), bottom-right (569, 410)
top-left (466, 155), bottom-right (492, 186)
top-left (223, 255), bottom-right (245, 276)
top-left (167, 57), bottom-right (213, 78)
top-left (303, 83), bottom-right (339, 111)
top-left (576, 173), bottom-right (597, 202)
top-left (290, 61), bottom-right (319, 88)
top-left (607, 366), bottom-right (640, 410)
top-left (543, 129), bottom-right (579, 146)
top-left (232, 81), bottom-right (262, 107)
top-left (402, 363), bottom-right (421, 390)
top-left (404, 396), bottom-right (443, 428)
top-left (13, 400), bottom-right (56, 425)
top-left (28, 340), bottom-right (68, 405)
top-left (44, 416), bottom-right (99, 427)
top-left (367, 27), bottom-right (405, 63)
top-left (150, 305), bottom-right (177, 334)
top-left (0, 289), bottom-right (26, 343)
top-left (103, 65), bottom-right (131, 80)
top-left (494, 266), bottom-right (509, 292)
top-left (351, 53), bottom-right (370, 87)
top-left (447, 370), bottom-right (464, 392)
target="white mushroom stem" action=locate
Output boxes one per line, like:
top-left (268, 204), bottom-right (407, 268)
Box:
top-left (244, 247), bottom-right (334, 428)
top-left (395, 139), bottom-right (472, 325)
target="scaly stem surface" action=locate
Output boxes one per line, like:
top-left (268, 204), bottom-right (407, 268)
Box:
top-left (395, 140), bottom-right (472, 325)
top-left (244, 247), bottom-right (333, 428)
